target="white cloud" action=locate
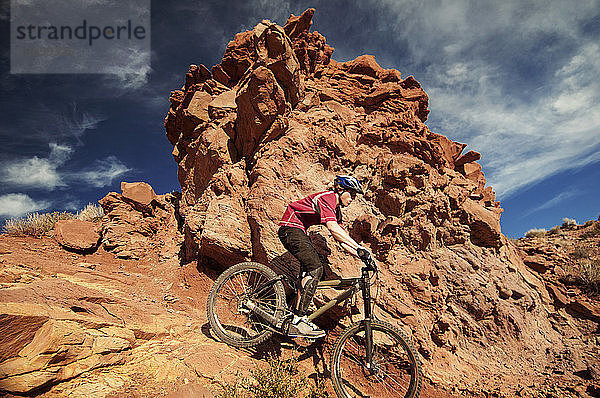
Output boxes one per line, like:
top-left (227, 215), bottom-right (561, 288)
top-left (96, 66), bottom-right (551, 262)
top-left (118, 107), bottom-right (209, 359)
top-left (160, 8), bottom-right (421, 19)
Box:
top-left (103, 47), bottom-right (152, 90)
top-left (3, 156), bottom-right (65, 190)
top-left (74, 156), bottom-right (130, 187)
top-left (57, 107), bottom-right (106, 141)
top-left (0, 194), bottom-right (50, 217)
top-left (2, 142), bottom-right (73, 190)
top-left (397, 6), bottom-right (600, 199)
top-left (1, 142), bottom-right (130, 190)
top-left (523, 190), bottom-right (581, 217)
top-left (48, 143), bottom-right (73, 163)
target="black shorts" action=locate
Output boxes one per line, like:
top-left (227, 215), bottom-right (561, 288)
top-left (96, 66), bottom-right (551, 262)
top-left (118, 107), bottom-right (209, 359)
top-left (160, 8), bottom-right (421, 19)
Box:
top-left (277, 226), bottom-right (323, 274)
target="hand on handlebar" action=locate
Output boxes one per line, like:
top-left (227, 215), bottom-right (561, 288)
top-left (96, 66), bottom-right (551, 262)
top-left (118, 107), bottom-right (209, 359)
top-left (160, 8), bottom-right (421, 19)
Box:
top-left (357, 247), bottom-right (377, 271)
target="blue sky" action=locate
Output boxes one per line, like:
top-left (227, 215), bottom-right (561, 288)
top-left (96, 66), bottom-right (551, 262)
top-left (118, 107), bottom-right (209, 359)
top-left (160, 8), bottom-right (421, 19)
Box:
top-left (0, 0), bottom-right (599, 238)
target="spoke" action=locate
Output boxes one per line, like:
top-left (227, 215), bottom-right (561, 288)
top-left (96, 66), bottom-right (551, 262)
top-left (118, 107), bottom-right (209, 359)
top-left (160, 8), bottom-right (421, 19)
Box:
top-left (240, 273), bottom-right (250, 293)
top-left (251, 299), bottom-right (278, 310)
top-left (336, 329), bottom-right (415, 398)
top-left (234, 274), bottom-right (246, 295)
top-left (217, 291), bottom-right (236, 301)
top-left (224, 281), bottom-right (240, 299)
top-left (376, 369), bottom-right (409, 395)
top-left (214, 269), bottom-right (279, 340)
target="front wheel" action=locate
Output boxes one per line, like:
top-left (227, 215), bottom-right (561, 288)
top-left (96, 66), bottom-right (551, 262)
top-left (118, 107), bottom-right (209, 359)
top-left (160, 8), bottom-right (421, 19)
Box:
top-left (331, 320), bottom-right (422, 398)
top-left (207, 262), bottom-right (286, 348)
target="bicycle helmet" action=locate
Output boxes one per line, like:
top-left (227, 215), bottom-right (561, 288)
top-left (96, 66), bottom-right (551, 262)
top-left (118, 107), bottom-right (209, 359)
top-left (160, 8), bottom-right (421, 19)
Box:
top-left (334, 175), bottom-right (364, 194)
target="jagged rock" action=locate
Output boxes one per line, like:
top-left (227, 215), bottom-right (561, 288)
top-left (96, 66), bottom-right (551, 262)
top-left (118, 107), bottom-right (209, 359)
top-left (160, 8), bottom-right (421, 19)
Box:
top-left (461, 199), bottom-right (502, 248)
top-left (234, 66), bottom-right (286, 158)
top-left (0, 318), bottom-right (131, 393)
top-left (546, 283), bottom-right (569, 306)
top-left (53, 219), bottom-right (100, 252)
top-left (523, 254), bottom-right (548, 273)
top-left (99, 183), bottom-right (182, 260)
top-left (121, 181), bottom-right (157, 207)
top-left (208, 90), bottom-right (236, 119)
top-left (567, 300), bottom-right (600, 322)
top-left (455, 150), bottom-right (481, 167)
top-left (182, 91), bottom-right (212, 136)
top-left (283, 8), bottom-right (314, 38)
top-left (198, 194), bottom-right (252, 266)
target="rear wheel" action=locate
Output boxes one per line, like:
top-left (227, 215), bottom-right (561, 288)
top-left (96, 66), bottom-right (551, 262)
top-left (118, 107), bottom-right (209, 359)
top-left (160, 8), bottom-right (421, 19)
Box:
top-left (207, 262), bottom-right (286, 348)
top-left (331, 320), bottom-right (421, 398)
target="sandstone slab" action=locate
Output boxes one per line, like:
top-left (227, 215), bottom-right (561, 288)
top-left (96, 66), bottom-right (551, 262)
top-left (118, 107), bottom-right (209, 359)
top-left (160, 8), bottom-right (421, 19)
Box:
top-left (53, 219), bottom-right (100, 252)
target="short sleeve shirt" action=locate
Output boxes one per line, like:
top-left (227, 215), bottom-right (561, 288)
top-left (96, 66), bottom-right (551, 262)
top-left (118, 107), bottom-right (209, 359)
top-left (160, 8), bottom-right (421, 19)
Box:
top-left (279, 191), bottom-right (342, 233)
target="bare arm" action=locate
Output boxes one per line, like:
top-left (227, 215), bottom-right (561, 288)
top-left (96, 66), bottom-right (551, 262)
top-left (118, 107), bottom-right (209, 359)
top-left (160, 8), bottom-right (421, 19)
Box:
top-left (325, 221), bottom-right (362, 257)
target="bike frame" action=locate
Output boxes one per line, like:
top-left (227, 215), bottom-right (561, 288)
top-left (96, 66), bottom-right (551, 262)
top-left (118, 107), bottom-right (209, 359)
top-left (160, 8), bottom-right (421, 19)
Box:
top-left (246, 266), bottom-right (376, 368)
top-left (308, 267), bottom-right (375, 368)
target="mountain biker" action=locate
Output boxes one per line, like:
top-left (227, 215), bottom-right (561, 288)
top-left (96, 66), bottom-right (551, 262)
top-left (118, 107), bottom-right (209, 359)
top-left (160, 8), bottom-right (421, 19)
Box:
top-left (278, 175), bottom-right (373, 338)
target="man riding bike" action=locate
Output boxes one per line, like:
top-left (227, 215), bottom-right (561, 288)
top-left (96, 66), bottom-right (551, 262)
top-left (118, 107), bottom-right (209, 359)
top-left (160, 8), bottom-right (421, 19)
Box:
top-left (278, 175), bottom-right (372, 338)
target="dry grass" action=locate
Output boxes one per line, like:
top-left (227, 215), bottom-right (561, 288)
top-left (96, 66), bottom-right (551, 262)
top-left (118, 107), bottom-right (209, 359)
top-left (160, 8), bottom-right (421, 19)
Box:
top-left (562, 217), bottom-right (577, 227)
top-left (525, 228), bottom-right (547, 238)
top-left (571, 246), bottom-right (591, 259)
top-left (2, 202), bottom-right (103, 237)
top-left (565, 260), bottom-right (600, 294)
top-left (547, 225), bottom-right (563, 235)
top-left (2, 211), bottom-right (75, 237)
top-left (578, 260), bottom-right (600, 293)
top-left (76, 203), bottom-right (104, 222)
top-left (216, 353), bottom-right (328, 398)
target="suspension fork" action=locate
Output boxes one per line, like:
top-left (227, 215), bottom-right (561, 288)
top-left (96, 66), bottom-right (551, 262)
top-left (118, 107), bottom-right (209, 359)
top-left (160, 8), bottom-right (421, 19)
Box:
top-left (360, 268), bottom-right (375, 370)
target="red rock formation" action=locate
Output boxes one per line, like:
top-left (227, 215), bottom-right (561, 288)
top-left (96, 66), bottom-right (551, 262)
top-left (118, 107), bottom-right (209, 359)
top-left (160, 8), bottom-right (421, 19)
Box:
top-left (164, 8), bottom-right (502, 265)
top-left (161, 9), bottom-right (598, 397)
top-left (99, 182), bottom-right (182, 261)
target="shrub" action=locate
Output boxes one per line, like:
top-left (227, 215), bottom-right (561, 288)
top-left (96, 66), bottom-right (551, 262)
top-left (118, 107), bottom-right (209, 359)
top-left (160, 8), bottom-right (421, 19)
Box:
top-left (525, 228), bottom-right (546, 238)
top-left (216, 353), bottom-right (328, 398)
top-left (565, 260), bottom-right (600, 294)
top-left (562, 217), bottom-right (577, 227)
top-left (571, 246), bottom-right (591, 259)
top-left (76, 203), bottom-right (104, 221)
top-left (577, 260), bottom-right (600, 293)
top-left (2, 211), bottom-right (74, 237)
top-left (547, 225), bottom-right (562, 235)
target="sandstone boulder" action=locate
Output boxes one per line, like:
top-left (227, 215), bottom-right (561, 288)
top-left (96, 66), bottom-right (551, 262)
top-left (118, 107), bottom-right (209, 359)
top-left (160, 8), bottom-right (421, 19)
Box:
top-left (100, 183), bottom-right (182, 261)
top-left (121, 181), bottom-right (157, 207)
top-left (53, 219), bottom-right (100, 252)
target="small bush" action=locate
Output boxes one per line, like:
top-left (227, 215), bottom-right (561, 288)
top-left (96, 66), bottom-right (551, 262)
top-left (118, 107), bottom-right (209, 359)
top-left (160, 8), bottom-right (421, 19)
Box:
top-left (2, 211), bottom-right (74, 237)
top-left (562, 217), bottom-right (577, 227)
top-left (547, 225), bottom-right (562, 235)
top-left (571, 246), bottom-right (591, 259)
top-left (76, 203), bottom-right (104, 222)
top-left (577, 260), bottom-right (600, 293)
top-left (216, 354), bottom-right (328, 398)
top-left (525, 228), bottom-right (547, 238)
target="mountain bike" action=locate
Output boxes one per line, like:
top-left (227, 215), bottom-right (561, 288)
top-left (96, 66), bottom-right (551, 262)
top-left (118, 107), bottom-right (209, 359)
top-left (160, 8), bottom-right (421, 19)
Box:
top-left (206, 254), bottom-right (422, 398)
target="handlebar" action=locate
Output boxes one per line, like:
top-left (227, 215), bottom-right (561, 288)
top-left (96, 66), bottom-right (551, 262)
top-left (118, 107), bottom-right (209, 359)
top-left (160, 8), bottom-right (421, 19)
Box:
top-left (357, 247), bottom-right (377, 271)
top-left (362, 255), bottom-right (377, 272)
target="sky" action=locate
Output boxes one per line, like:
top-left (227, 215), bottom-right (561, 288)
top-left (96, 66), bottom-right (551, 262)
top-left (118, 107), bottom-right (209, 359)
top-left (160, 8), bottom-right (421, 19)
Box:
top-left (0, 0), bottom-right (599, 238)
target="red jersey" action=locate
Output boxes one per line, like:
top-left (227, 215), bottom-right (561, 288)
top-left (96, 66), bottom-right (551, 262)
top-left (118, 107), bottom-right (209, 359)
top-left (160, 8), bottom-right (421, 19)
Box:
top-left (279, 191), bottom-right (342, 232)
